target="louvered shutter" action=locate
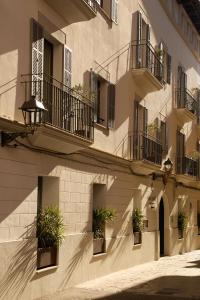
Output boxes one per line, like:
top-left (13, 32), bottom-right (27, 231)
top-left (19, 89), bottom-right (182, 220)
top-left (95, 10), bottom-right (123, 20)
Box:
top-left (143, 106), bottom-right (148, 134)
top-left (145, 24), bottom-right (150, 68)
top-left (136, 11), bottom-right (142, 68)
top-left (176, 131), bottom-right (185, 174)
top-left (197, 141), bottom-right (200, 179)
top-left (63, 46), bottom-right (72, 90)
top-left (166, 53), bottom-right (171, 84)
top-left (90, 71), bottom-right (98, 122)
top-left (111, 0), bottom-right (118, 24)
top-left (177, 66), bottom-right (184, 107)
top-left (108, 84), bottom-right (115, 128)
top-left (160, 121), bottom-right (167, 152)
top-left (31, 19), bottom-right (44, 98)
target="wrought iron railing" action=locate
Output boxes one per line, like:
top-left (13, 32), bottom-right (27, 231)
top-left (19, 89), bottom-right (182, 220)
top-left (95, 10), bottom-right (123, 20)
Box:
top-left (21, 74), bottom-right (94, 141)
top-left (176, 156), bottom-right (197, 177)
top-left (176, 89), bottom-right (197, 116)
top-left (83, 0), bottom-right (97, 13)
top-left (130, 132), bottom-right (163, 165)
top-left (131, 40), bottom-right (164, 84)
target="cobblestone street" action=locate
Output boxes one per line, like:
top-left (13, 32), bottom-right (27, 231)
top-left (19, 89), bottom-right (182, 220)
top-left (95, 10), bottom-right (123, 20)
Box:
top-left (39, 250), bottom-right (200, 300)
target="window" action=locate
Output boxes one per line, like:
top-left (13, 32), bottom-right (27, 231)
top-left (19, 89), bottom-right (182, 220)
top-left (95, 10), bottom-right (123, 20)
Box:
top-left (37, 176), bottom-right (60, 269)
top-left (93, 184), bottom-right (106, 255)
top-left (176, 130), bottom-right (185, 174)
top-left (90, 72), bottom-right (115, 128)
top-left (158, 42), bottom-right (171, 84)
top-left (98, 0), bottom-right (118, 23)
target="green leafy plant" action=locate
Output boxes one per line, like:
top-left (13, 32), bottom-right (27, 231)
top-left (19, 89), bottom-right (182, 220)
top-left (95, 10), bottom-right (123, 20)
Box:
top-left (93, 208), bottom-right (116, 239)
top-left (132, 208), bottom-right (144, 232)
top-left (37, 206), bottom-right (65, 248)
top-left (178, 212), bottom-right (188, 231)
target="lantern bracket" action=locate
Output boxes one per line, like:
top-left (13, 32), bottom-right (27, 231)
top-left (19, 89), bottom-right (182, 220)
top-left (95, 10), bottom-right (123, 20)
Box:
top-left (0, 130), bottom-right (34, 147)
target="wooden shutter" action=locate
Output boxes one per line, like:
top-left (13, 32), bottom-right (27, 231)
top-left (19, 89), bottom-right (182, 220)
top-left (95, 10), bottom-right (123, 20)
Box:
top-left (145, 24), bottom-right (150, 68)
top-left (197, 141), bottom-right (200, 179)
top-left (143, 106), bottom-right (148, 134)
top-left (134, 102), bottom-right (147, 133)
top-left (111, 0), bottom-right (118, 23)
top-left (166, 53), bottom-right (171, 84)
top-left (31, 19), bottom-right (44, 97)
top-left (63, 46), bottom-right (72, 90)
top-left (160, 121), bottom-right (167, 151)
top-left (136, 11), bottom-right (142, 68)
top-left (176, 131), bottom-right (185, 173)
top-left (107, 84), bottom-right (115, 128)
top-left (90, 71), bottom-right (98, 122)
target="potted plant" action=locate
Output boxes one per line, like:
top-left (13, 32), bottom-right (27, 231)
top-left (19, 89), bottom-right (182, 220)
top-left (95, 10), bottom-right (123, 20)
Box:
top-left (93, 208), bottom-right (116, 255)
top-left (132, 208), bottom-right (144, 245)
top-left (197, 213), bottom-right (200, 235)
top-left (37, 206), bottom-right (64, 269)
top-left (178, 212), bottom-right (187, 239)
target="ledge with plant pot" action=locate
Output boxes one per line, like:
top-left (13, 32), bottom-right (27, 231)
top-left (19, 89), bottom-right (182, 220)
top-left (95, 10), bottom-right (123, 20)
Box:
top-left (93, 208), bottom-right (116, 255)
top-left (36, 206), bottom-right (64, 270)
top-left (178, 211), bottom-right (187, 240)
top-left (133, 208), bottom-right (144, 245)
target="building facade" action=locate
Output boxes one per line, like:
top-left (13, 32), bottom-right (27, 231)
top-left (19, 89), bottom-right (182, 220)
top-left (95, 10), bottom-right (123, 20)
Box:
top-left (0, 0), bottom-right (200, 299)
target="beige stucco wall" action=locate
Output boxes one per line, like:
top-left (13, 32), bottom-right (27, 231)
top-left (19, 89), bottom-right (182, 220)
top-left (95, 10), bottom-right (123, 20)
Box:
top-left (1, 0), bottom-right (200, 299)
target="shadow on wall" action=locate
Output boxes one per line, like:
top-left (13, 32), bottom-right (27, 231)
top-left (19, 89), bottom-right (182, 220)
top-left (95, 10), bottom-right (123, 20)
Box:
top-left (0, 223), bottom-right (37, 300)
top-left (92, 274), bottom-right (200, 300)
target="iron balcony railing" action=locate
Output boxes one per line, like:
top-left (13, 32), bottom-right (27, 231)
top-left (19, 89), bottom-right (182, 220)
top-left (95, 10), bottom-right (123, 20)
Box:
top-left (131, 40), bottom-right (164, 84)
top-left (176, 156), bottom-right (197, 177)
top-left (176, 89), bottom-right (197, 116)
top-left (83, 0), bottom-right (97, 13)
top-left (21, 74), bottom-right (94, 142)
top-left (130, 132), bottom-right (163, 165)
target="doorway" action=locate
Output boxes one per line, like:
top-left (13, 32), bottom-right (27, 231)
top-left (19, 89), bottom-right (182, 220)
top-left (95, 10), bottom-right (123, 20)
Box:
top-left (159, 198), bottom-right (164, 256)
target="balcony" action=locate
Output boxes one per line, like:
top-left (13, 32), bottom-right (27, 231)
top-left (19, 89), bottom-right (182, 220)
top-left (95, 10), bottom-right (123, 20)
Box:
top-left (130, 132), bottom-right (163, 175)
top-left (45, 0), bottom-right (97, 23)
top-left (21, 74), bottom-right (94, 153)
top-left (131, 40), bottom-right (164, 95)
top-left (176, 156), bottom-right (199, 184)
top-left (175, 89), bottom-right (197, 124)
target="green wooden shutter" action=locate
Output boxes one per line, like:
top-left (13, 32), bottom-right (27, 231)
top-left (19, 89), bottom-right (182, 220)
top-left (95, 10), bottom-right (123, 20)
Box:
top-left (90, 71), bottom-right (98, 122)
top-left (63, 46), bottom-right (72, 90)
top-left (111, 0), bottom-right (118, 23)
top-left (166, 53), bottom-right (171, 84)
top-left (31, 19), bottom-right (44, 97)
top-left (108, 84), bottom-right (115, 128)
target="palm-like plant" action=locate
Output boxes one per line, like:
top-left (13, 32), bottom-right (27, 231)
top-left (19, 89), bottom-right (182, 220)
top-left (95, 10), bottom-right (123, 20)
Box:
top-left (37, 206), bottom-right (64, 248)
top-left (178, 212), bottom-right (187, 231)
top-left (132, 208), bottom-right (144, 232)
top-left (93, 208), bottom-right (116, 239)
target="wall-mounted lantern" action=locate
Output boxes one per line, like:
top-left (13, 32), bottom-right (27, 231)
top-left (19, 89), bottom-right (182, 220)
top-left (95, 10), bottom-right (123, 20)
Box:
top-left (0, 95), bottom-right (47, 146)
top-left (152, 158), bottom-right (173, 186)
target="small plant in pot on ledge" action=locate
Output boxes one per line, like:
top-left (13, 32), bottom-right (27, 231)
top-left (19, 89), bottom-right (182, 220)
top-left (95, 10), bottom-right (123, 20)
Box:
top-left (132, 208), bottom-right (144, 245)
top-left (37, 206), bottom-right (64, 269)
top-left (178, 211), bottom-right (187, 239)
top-left (93, 208), bottom-right (116, 255)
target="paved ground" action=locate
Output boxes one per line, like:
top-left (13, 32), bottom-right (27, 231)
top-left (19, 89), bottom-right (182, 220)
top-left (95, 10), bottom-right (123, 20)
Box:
top-left (40, 250), bottom-right (200, 300)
